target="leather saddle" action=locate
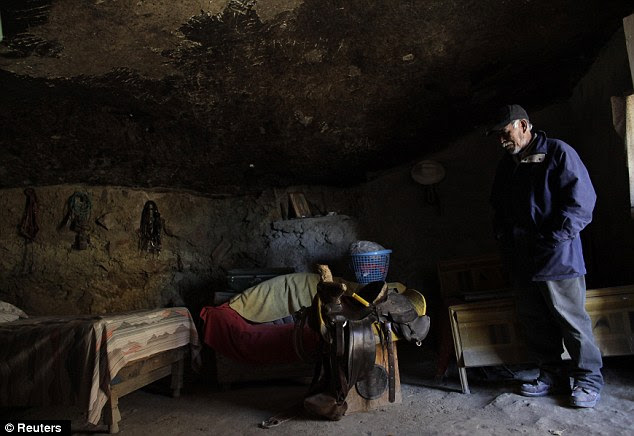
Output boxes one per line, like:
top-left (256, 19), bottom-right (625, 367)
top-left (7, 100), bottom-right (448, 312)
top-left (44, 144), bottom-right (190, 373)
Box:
top-left (301, 278), bottom-right (430, 420)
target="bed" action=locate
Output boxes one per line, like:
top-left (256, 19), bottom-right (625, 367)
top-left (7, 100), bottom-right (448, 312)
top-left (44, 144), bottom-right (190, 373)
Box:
top-left (199, 272), bottom-right (408, 387)
top-left (0, 306), bottom-right (200, 433)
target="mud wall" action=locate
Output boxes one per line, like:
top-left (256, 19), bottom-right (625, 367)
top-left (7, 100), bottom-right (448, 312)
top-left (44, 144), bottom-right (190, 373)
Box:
top-left (0, 184), bottom-right (359, 316)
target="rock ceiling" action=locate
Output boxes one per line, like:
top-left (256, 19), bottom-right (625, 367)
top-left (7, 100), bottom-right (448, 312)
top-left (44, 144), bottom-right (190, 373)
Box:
top-left (1, 0), bottom-right (632, 195)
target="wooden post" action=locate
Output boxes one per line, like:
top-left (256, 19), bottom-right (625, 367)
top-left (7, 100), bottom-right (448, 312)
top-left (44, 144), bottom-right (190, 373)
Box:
top-left (624, 14), bottom-right (634, 91)
top-left (345, 343), bottom-right (402, 413)
top-left (626, 94), bottom-right (634, 218)
top-left (171, 350), bottom-right (185, 397)
top-left (105, 395), bottom-right (121, 434)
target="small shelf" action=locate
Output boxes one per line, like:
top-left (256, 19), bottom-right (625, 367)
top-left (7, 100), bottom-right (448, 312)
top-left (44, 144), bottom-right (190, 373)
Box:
top-left (271, 214), bottom-right (353, 231)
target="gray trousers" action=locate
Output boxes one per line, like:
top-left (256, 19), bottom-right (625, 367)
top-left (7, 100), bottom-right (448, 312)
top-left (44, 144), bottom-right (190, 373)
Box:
top-left (513, 276), bottom-right (604, 391)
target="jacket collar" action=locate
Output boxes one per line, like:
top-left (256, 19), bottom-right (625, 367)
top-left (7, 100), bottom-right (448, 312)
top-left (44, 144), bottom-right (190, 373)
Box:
top-left (517, 130), bottom-right (547, 163)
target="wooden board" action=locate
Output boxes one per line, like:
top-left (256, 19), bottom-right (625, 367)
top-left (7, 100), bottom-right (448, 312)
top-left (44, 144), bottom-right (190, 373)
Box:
top-left (586, 286), bottom-right (634, 356)
top-left (288, 192), bottom-right (311, 218)
top-left (106, 347), bottom-right (187, 433)
top-left (626, 93), bottom-right (634, 216)
top-left (624, 14), bottom-right (634, 94)
top-left (346, 343), bottom-right (402, 414)
top-left (437, 254), bottom-right (510, 300)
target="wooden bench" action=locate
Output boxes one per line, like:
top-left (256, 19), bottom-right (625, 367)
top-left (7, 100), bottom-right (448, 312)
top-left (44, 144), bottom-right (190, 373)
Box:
top-left (104, 347), bottom-right (187, 433)
top-left (449, 285), bottom-right (634, 393)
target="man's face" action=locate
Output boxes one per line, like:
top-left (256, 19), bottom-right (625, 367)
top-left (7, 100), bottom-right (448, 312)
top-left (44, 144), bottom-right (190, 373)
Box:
top-left (495, 120), bottom-right (530, 155)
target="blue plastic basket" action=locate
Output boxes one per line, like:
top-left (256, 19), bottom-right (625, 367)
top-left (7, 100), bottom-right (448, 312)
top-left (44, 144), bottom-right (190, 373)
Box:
top-left (350, 249), bottom-right (392, 284)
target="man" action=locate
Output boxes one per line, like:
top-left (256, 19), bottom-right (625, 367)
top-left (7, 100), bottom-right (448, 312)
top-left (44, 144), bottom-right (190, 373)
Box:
top-left (487, 104), bottom-right (603, 408)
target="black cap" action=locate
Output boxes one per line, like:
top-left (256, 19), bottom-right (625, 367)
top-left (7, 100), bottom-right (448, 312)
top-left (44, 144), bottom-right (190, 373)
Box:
top-left (485, 104), bottom-right (529, 135)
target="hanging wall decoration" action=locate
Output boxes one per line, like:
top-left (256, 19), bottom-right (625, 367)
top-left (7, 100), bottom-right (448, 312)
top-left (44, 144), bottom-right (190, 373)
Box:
top-left (138, 200), bottom-right (163, 254)
top-left (411, 160), bottom-right (446, 215)
top-left (19, 188), bottom-right (39, 242)
top-left (59, 191), bottom-right (92, 250)
top-left (18, 188), bottom-right (39, 274)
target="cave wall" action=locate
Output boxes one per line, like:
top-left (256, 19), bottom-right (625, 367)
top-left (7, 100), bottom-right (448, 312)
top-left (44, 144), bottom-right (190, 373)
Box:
top-left (0, 184), bottom-right (359, 316)
top-left (2, 1), bottom-right (631, 193)
top-left (2, 27), bottom-right (633, 319)
top-left (353, 130), bottom-right (501, 301)
top-left (504, 27), bottom-right (634, 288)
top-left (355, 26), bottom-right (634, 298)
top-left (560, 27), bottom-right (634, 288)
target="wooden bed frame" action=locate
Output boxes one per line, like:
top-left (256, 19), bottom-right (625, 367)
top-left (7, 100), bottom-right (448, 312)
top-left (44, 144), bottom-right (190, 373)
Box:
top-left (215, 352), bottom-right (313, 390)
top-left (104, 346), bottom-right (187, 433)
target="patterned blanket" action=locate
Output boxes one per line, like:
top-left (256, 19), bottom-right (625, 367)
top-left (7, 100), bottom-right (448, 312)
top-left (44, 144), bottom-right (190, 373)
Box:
top-left (0, 307), bottom-right (200, 425)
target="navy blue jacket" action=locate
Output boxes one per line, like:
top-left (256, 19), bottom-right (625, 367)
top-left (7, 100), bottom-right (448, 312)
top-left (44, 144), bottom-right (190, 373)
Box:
top-left (490, 130), bottom-right (596, 281)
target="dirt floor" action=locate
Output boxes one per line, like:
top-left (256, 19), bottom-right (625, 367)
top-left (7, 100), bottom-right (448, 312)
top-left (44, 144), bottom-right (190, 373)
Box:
top-left (4, 342), bottom-right (633, 436)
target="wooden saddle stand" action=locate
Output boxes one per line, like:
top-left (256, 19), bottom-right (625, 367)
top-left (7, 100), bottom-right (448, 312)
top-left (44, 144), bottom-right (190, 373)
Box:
top-left (261, 266), bottom-right (430, 428)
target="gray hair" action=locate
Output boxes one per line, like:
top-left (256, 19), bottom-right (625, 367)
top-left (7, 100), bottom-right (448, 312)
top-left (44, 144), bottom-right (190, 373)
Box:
top-left (512, 119), bottom-right (533, 131)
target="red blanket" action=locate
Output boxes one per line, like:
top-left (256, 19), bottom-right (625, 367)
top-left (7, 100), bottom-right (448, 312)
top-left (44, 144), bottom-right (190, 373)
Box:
top-left (199, 303), bottom-right (318, 364)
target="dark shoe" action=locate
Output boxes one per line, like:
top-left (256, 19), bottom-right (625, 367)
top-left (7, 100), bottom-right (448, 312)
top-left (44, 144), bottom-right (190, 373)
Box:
top-left (519, 379), bottom-right (569, 397)
top-left (570, 386), bottom-right (600, 408)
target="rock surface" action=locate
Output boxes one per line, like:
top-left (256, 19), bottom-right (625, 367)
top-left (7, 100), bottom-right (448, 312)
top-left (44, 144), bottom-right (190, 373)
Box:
top-left (0, 184), bottom-right (358, 315)
top-left (1, 1), bottom-right (632, 194)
